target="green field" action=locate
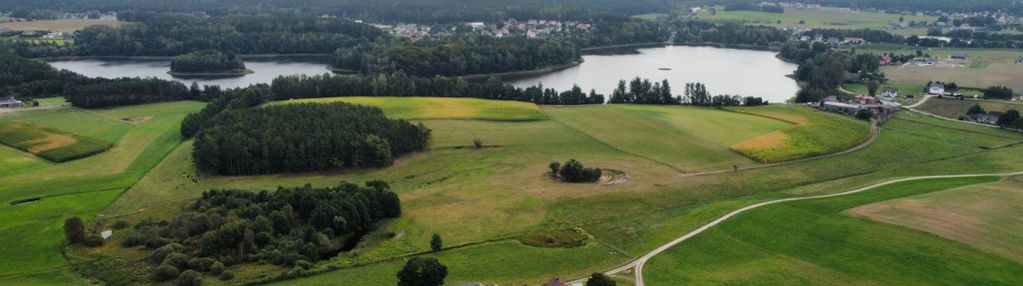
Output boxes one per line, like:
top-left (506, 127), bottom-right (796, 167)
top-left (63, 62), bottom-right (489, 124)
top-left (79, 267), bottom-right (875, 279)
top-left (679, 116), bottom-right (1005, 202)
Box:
top-left (645, 176), bottom-right (1023, 285)
top-left (694, 7), bottom-right (934, 33)
top-left (7, 96), bottom-right (1023, 285)
top-left (848, 178), bottom-right (1023, 263)
top-left (915, 97), bottom-right (1023, 119)
top-left (852, 45), bottom-right (1023, 92)
top-left (728, 105), bottom-right (871, 163)
top-left (0, 102), bottom-right (204, 284)
top-left (276, 96), bottom-right (548, 121)
top-left (0, 120), bottom-right (112, 162)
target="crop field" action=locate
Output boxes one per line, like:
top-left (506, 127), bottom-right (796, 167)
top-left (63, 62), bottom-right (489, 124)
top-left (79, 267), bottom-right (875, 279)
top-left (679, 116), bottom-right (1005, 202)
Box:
top-left (276, 96), bottom-right (547, 121)
top-left (11, 96), bottom-right (1023, 285)
top-left (694, 7), bottom-right (934, 32)
top-left (644, 176), bottom-right (1023, 285)
top-left (0, 101), bottom-right (203, 284)
top-left (848, 178), bottom-right (1023, 263)
top-left (0, 120), bottom-right (112, 162)
top-left (852, 45), bottom-right (1023, 92)
top-left (915, 97), bottom-right (1023, 119)
top-left (0, 19), bottom-right (123, 32)
top-left (727, 105), bottom-right (871, 163)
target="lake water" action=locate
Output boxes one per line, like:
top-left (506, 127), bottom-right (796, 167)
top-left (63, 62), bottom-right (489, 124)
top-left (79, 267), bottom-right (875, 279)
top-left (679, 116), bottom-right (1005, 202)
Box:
top-left (48, 58), bottom-right (334, 89)
top-left (509, 46), bottom-right (800, 103)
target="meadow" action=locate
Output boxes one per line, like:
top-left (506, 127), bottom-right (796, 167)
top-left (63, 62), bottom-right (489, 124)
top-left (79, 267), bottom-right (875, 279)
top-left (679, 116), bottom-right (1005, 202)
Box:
top-left (848, 178), bottom-right (1023, 263)
top-left (0, 120), bottom-right (112, 162)
top-left (693, 7), bottom-right (934, 33)
top-left (915, 97), bottom-right (1023, 119)
top-left (728, 105), bottom-right (871, 163)
top-left (853, 45), bottom-right (1023, 92)
top-left (644, 176), bottom-right (1023, 285)
top-left (274, 97), bottom-right (547, 121)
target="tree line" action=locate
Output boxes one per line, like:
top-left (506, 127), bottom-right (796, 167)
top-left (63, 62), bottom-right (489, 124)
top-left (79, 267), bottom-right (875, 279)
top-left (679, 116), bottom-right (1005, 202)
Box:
top-left (192, 103), bottom-right (430, 175)
top-left (170, 50), bottom-right (247, 74)
top-left (608, 77), bottom-right (769, 106)
top-left (111, 181), bottom-right (400, 283)
top-left (781, 42), bottom-right (884, 103)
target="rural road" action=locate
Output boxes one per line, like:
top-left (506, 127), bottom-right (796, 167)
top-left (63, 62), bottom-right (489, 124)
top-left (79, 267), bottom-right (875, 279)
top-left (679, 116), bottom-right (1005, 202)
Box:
top-left (572, 171), bottom-right (1023, 286)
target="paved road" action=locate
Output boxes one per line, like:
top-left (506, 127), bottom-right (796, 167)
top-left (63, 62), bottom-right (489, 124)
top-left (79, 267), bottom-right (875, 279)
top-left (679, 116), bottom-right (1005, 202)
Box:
top-left (572, 171), bottom-right (1023, 286)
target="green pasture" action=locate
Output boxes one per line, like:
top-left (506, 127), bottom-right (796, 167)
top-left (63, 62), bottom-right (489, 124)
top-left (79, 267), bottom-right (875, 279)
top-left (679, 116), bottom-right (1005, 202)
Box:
top-left (0, 120), bottom-right (112, 162)
top-left (275, 96), bottom-right (547, 121)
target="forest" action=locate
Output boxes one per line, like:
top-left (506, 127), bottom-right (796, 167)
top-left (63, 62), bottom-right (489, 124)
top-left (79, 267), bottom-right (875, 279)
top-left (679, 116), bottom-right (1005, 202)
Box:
top-left (0, 51), bottom-right (86, 98)
top-left (192, 103), bottom-right (430, 175)
top-left (170, 50), bottom-right (247, 74)
top-left (63, 78), bottom-right (189, 108)
top-left (111, 182), bottom-right (400, 283)
top-left (780, 42), bottom-right (883, 103)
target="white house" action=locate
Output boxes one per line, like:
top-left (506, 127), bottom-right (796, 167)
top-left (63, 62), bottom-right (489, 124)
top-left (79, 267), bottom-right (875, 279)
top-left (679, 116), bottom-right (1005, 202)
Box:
top-left (928, 83), bottom-right (945, 95)
top-left (879, 87), bottom-right (898, 99)
top-left (0, 96), bottom-right (22, 108)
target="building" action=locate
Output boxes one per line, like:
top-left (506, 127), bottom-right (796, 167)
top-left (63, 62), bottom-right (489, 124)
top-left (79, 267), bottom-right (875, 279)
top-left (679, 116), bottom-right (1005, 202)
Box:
top-left (0, 96), bottom-right (22, 108)
top-left (1017, 55), bottom-right (1023, 64)
top-left (819, 96), bottom-right (901, 118)
top-left (949, 52), bottom-right (967, 60)
top-left (879, 87), bottom-right (898, 99)
top-left (843, 37), bottom-right (865, 45)
top-left (928, 82), bottom-right (945, 95)
top-left (976, 113), bottom-right (1000, 125)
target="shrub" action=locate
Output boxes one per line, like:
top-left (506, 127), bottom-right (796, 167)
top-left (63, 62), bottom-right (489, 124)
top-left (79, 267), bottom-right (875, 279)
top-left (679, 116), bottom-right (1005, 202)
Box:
top-left (163, 253), bottom-right (191, 269)
top-left (64, 217), bottom-right (86, 244)
top-left (397, 257), bottom-right (447, 286)
top-left (586, 273), bottom-right (616, 286)
top-left (430, 233), bottom-right (443, 252)
top-left (549, 161), bottom-right (561, 176)
top-left (121, 231), bottom-right (145, 247)
top-left (209, 261), bottom-right (226, 275)
top-left (188, 257), bottom-right (216, 272)
top-left (112, 219), bottom-right (130, 229)
top-left (473, 138), bottom-right (482, 149)
top-left (83, 234), bottom-right (104, 247)
top-left (219, 271), bottom-right (235, 281)
top-left (176, 270), bottom-right (203, 286)
top-left (558, 159), bottom-right (602, 183)
top-left (295, 260), bottom-right (312, 270)
top-left (152, 243), bottom-right (188, 261)
top-left (151, 264), bottom-right (180, 282)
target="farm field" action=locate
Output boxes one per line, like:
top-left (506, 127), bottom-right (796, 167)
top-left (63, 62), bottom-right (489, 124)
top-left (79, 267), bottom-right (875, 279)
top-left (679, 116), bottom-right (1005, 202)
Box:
top-left (727, 105), bottom-right (871, 163)
top-left (915, 97), bottom-right (1023, 119)
top-left (693, 7), bottom-right (933, 33)
top-left (841, 82), bottom-right (924, 105)
top-left (0, 101), bottom-right (204, 284)
top-left (848, 178), bottom-right (1023, 263)
top-left (0, 120), bottom-right (112, 162)
top-left (644, 176), bottom-right (1023, 285)
top-left (0, 19), bottom-right (123, 32)
top-left (276, 96), bottom-right (547, 121)
top-left (853, 45), bottom-right (1023, 92)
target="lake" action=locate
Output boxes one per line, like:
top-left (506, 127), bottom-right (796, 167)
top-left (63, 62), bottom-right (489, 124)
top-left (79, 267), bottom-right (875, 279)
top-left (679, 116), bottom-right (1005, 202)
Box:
top-left (48, 58), bottom-right (333, 89)
top-left (508, 46), bottom-right (800, 103)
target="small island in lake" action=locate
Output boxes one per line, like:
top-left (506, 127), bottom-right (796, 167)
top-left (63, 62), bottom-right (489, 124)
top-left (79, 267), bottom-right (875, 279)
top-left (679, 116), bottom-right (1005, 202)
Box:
top-left (168, 50), bottom-right (252, 78)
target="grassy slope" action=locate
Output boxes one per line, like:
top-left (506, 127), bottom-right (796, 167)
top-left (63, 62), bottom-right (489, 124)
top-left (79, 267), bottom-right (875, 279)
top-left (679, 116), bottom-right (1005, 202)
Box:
top-left (728, 105), bottom-right (871, 163)
top-left (645, 176), bottom-right (1023, 285)
top-left (916, 97), bottom-right (1023, 119)
top-left (848, 178), bottom-right (1023, 263)
top-left (0, 102), bottom-right (204, 283)
top-left (0, 144), bottom-right (50, 176)
top-left (275, 96), bottom-right (547, 121)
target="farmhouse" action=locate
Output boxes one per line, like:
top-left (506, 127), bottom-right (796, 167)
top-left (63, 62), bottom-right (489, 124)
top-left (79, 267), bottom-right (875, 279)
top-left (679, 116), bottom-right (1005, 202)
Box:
top-left (0, 96), bottom-right (23, 108)
top-left (975, 113), bottom-right (1000, 125)
top-left (949, 52), bottom-right (967, 60)
top-left (879, 87), bottom-right (898, 99)
top-left (928, 82), bottom-right (945, 95)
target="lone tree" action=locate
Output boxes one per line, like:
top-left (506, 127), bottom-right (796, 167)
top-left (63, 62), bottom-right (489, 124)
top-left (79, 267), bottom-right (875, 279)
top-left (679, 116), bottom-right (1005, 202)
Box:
top-left (64, 216), bottom-right (86, 244)
top-left (867, 80), bottom-right (879, 97)
top-left (966, 104), bottom-right (986, 116)
top-left (997, 110), bottom-right (1020, 128)
top-left (430, 233), bottom-right (443, 252)
top-left (549, 161), bottom-right (561, 177)
top-left (473, 138), bottom-right (482, 149)
top-left (586, 273), bottom-right (616, 286)
top-left (397, 257), bottom-right (447, 286)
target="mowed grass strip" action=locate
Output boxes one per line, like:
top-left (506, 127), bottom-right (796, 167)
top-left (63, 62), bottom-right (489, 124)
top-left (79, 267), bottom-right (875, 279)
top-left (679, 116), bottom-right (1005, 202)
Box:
top-left (848, 178), bottom-right (1023, 263)
top-left (275, 96), bottom-right (547, 121)
top-left (0, 120), bottom-right (112, 162)
top-left (916, 97), bottom-right (1023, 119)
top-left (728, 105), bottom-right (871, 163)
top-left (645, 176), bottom-right (1023, 285)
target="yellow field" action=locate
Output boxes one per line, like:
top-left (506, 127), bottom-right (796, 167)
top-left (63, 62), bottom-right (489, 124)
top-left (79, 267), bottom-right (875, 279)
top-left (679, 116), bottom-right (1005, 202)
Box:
top-left (0, 19), bottom-right (123, 32)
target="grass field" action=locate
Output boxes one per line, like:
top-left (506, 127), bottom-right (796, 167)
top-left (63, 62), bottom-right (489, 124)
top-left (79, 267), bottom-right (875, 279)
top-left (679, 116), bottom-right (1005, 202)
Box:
top-left (916, 97), bottom-right (1023, 119)
top-left (728, 105), bottom-right (871, 163)
top-left (852, 45), bottom-right (1023, 92)
top-left (645, 176), bottom-right (1023, 285)
top-left (276, 97), bottom-right (547, 121)
top-left (694, 7), bottom-right (934, 33)
top-left (848, 178), bottom-right (1023, 263)
top-left (0, 102), bottom-right (203, 284)
top-left (841, 82), bottom-right (925, 105)
top-left (0, 19), bottom-right (123, 32)
top-left (0, 120), bottom-right (112, 162)
top-left (14, 97), bottom-right (1023, 285)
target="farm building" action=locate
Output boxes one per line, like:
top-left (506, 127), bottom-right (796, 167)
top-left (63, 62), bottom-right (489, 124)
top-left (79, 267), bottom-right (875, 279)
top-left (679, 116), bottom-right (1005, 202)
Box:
top-left (819, 96), bottom-right (900, 118)
top-left (1017, 55), bottom-right (1023, 64)
top-left (879, 87), bottom-right (898, 99)
top-left (843, 37), bottom-right (865, 45)
top-left (976, 113), bottom-right (1000, 125)
top-left (0, 96), bottom-right (22, 108)
top-left (928, 82), bottom-right (945, 95)
top-left (949, 52), bottom-right (967, 60)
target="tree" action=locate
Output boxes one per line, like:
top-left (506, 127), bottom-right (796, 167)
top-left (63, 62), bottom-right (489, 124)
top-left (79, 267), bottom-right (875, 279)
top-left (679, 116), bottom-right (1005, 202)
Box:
top-left (586, 273), bottom-right (616, 286)
top-left (176, 270), bottom-right (203, 286)
top-left (855, 109), bottom-right (873, 121)
top-left (867, 80), bottom-right (879, 96)
top-left (64, 216), bottom-right (86, 244)
top-left (997, 110), bottom-right (1020, 127)
top-left (984, 86), bottom-right (1014, 100)
top-left (430, 233), bottom-right (443, 252)
top-left (473, 138), bottom-right (482, 149)
top-left (397, 257), bottom-right (447, 286)
top-left (966, 104), bottom-right (986, 116)
top-left (549, 161), bottom-right (561, 177)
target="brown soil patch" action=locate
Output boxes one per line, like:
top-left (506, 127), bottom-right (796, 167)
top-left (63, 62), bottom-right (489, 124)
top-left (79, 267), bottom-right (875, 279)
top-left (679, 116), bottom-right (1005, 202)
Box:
top-left (731, 131), bottom-right (789, 151)
top-left (122, 116), bottom-right (153, 125)
top-left (24, 133), bottom-right (78, 153)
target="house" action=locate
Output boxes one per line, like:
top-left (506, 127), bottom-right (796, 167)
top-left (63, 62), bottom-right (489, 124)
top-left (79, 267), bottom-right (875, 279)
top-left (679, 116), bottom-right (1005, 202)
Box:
top-left (545, 277), bottom-right (567, 286)
top-left (879, 55), bottom-right (893, 65)
top-left (826, 37), bottom-right (841, 45)
top-left (0, 96), bottom-right (22, 108)
top-left (879, 87), bottom-right (898, 99)
top-left (949, 52), bottom-right (967, 60)
top-left (843, 37), bottom-right (865, 45)
top-left (928, 82), bottom-right (945, 95)
top-left (976, 113), bottom-right (1000, 125)
top-left (1017, 55), bottom-right (1023, 64)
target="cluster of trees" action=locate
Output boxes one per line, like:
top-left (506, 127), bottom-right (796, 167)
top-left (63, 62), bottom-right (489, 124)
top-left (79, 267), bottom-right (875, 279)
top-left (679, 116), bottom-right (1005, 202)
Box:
top-left (802, 28), bottom-right (905, 44)
top-left (269, 73), bottom-right (604, 105)
top-left (333, 37), bottom-right (580, 77)
top-left (117, 182), bottom-right (400, 283)
top-left (606, 78), bottom-right (768, 106)
top-left (64, 78), bottom-right (189, 108)
top-left (13, 13), bottom-right (384, 57)
top-left (397, 257), bottom-right (448, 286)
top-left (0, 50), bottom-right (86, 99)
top-left (192, 103), bottom-right (430, 175)
top-left (984, 86), bottom-right (1015, 100)
top-left (783, 42), bottom-right (884, 103)
top-left (180, 84), bottom-right (272, 138)
top-left (997, 110), bottom-right (1021, 128)
top-left (170, 50), bottom-right (247, 74)
top-left (671, 21), bottom-right (790, 47)
top-left (549, 159), bottom-right (602, 183)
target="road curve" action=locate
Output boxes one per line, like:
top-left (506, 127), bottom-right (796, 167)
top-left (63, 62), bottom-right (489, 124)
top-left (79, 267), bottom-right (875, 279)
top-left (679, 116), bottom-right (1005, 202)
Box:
top-left (574, 171), bottom-right (1023, 286)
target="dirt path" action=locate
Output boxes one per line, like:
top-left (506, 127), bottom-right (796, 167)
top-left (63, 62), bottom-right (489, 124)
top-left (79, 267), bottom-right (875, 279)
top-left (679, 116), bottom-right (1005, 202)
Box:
top-left (569, 171), bottom-right (1023, 286)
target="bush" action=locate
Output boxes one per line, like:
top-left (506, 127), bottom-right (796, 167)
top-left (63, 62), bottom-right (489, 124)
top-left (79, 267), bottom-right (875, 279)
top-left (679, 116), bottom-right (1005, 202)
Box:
top-left (430, 233), bottom-right (443, 252)
top-left (121, 231), bottom-right (145, 247)
top-left (64, 216), bottom-right (86, 244)
top-left (295, 260), bottom-right (312, 270)
top-left (209, 261), bottom-right (226, 275)
top-left (176, 269), bottom-right (203, 286)
top-left (83, 234), bottom-right (104, 247)
top-left (219, 271), bottom-right (235, 281)
top-left (586, 272), bottom-right (616, 286)
top-left (151, 264), bottom-right (180, 282)
top-left (188, 257), bottom-right (216, 272)
top-left (163, 253), bottom-right (191, 269)
top-left (112, 219), bottom-right (130, 229)
top-left (473, 138), bottom-right (482, 149)
top-left (397, 257), bottom-right (447, 286)
top-left (855, 108), bottom-right (873, 120)
top-left (558, 159), bottom-right (602, 183)
top-left (152, 243), bottom-right (188, 261)
top-left (549, 161), bottom-right (561, 177)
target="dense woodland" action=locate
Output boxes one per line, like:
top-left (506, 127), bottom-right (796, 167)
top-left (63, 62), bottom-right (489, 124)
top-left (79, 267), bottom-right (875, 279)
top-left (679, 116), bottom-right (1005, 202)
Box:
top-left (0, 51), bottom-right (85, 98)
top-left (170, 51), bottom-right (247, 74)
top-left (780, 42), bottom-right (883, 103)
top-left (117, 182), bottom-right (400, 282)
top-left (64, 78), bottom-right (189, 108)
top-left (192, 103), bottom-right (430, 175)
